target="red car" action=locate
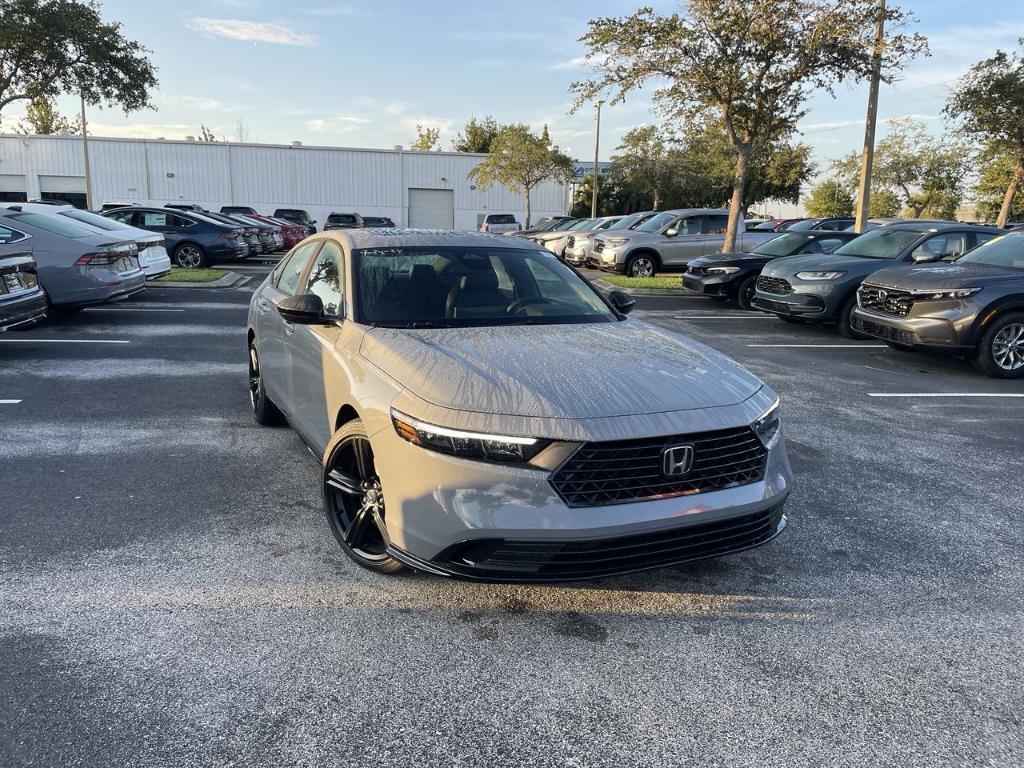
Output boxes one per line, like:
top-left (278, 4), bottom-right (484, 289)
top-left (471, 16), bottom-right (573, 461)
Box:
top-left (247, 214), bottom-right (306, 249)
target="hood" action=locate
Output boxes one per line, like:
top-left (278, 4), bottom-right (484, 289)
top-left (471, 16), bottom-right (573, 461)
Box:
top-left (360, 321), bottom-right (762, 419)
top-left (689, 251), bottom-right (762, 267)
top-left (763, 253), bottom-right (893, 278)
top-left (864, 262), bottom-right (1024, 290)
top-left (534, 230), bottom-right (575, 243)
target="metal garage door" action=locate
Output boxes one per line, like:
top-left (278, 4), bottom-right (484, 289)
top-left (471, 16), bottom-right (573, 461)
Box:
top-left (408, 188), bottom-right (454, 229)
top-left (0, 174), bottom-right (27, 203)
top-left (39, 175), bottom-right (86, 193)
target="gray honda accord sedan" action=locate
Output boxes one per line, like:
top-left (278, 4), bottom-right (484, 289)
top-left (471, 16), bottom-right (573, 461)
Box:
top-left (247, 230), bottom-right (791, 581)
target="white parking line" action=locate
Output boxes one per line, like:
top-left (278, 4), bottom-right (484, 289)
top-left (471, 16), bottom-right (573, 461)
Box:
top-left (673, 315), bottom-right (777, 320)
top-left (0, 338), bottom-right (131, 344)
top-left (84, 308), bottom-right (186, 313)
top-left (0, 399), bottom-right (21, 404)
top-left (748, 344), bottom-right (887, 348)
top-left (867, 393), bottom-right (1024, 398)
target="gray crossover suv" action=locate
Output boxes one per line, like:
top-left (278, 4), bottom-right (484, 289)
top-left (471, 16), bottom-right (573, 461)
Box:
top-left (247, 230), bottom-right (791, 581)
top-left (852, 231), bottom-right (1024, 377)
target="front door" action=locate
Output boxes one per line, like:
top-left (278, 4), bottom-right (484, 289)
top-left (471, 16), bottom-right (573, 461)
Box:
top-left (659, 215), bottom-right (705, 267)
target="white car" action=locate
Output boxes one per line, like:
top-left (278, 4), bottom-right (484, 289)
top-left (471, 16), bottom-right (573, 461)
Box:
top-left (3, 203), bottom-right (172, 280)
top-left (480, 213), bottom-right (521, 234)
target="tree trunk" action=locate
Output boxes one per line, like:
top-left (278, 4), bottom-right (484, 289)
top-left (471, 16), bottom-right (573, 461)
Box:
top-left (723, 146), bottom-right (750, 253)
top-left (524, 188), bottom-right (532, 229)
top-left (996, 157), bottom-right (1024, 229)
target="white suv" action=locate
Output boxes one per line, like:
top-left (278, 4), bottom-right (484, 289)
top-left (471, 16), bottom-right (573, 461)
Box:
top-left (480, 213), bottom-right (521, 234)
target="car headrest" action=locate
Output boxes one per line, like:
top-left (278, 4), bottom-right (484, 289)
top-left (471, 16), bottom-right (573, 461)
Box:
top-left (460, 271), bottom-right (499, 291)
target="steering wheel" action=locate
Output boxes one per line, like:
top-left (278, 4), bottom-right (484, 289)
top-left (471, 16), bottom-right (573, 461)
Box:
top-left (506, 297), bottom-right (555, 315)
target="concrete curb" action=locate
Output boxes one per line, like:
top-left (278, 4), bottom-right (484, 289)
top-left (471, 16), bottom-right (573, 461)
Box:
top-left (153, 272), bottom-right (249, 290)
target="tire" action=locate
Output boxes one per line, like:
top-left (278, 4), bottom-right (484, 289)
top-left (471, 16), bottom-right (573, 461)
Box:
top-left (778, 315), bottom-right (806, 324)
top-left (972, 312), bottom-right (1024, 379)
top-left (837, 296), bottom-right (869, 339)
top-left (624, 253), bottom-right (658, 278)
top-left (736, 275), bottom-right (758, 310)
top-left (173, 243), bottom-right (207, 269)
top-left (248, 340), bottom-right (285, 426)
top-left (322, 419), bottom-right (406, 575)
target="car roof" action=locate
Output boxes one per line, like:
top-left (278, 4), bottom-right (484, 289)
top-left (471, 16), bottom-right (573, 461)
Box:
top-left (880, 221), bottom-right (1004, 234)
top-left (325, 228), bottom-right (540, 250)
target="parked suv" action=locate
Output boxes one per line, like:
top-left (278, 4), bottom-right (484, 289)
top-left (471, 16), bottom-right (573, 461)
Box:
top-left (593, 209), bottom-right (779, 276)
top-left (480, 213), bottom-right (521, 234)
top-left (753, 222), bottom-right (1003, 336)
top-left (324, 212), bottom-right (364, 230)
top-left (852, 231), bottom-right (1024, 377)
top-left (273, 208), bottom-right (317, 237)
top-left (105, 207), bottom-right (249, 268)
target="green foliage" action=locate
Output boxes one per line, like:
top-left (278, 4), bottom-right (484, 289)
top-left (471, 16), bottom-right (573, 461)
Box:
top-left (0, 0), bottom-right (158, 117)
top-left (451, 116), bottom-right (528, 153)
top-left (570, 0), bottom-right (926, 250)
top-left (410, 124), bottom-right (440, 152)
top-left (945, 43), bottom-right (1024, 226)
top-left (601, 275), bottom-right (683, 290)
top-left (973, 146), bottom-right (1024, 222)
top-left (834, 119), bottom-right (967, 218)
top-left (468, 125), bottom-right (574, 226)
top-left (868, 188), bottom-right (901, 218)
top-left (16, 95), bottom-right (79, 134)
top-left (804, 181), bottom-right (854, 217)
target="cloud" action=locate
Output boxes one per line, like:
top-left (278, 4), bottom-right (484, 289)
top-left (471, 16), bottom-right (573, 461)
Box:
top-left (86, 122), bottom-right (199, 140)
top-left (551, 54), bottom-right (607, 71)
top-left (300, 5), bottom-right (372, 17)
top-left (400, 115), bottom-right (455, 135)
top-left (305, 116), bottom-right (371, 134)
top-left (189, 18), bottom-right (317, 46)
top-left (160, 93), bottom-right (228, 111)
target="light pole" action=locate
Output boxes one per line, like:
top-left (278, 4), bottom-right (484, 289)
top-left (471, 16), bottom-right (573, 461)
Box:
top-left (80, 94), bottom-right (93, 210)
top-left (855, 0), bottom-right (886, 232)
top-left (591, 101), bottom-right (603, 218)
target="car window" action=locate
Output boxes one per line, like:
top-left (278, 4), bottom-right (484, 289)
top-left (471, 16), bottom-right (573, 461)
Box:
top-left (106, 211), bottom-right (136, 224)
top-left (277, 241), bottom-right (321, 297)
top-left (815, 237), bottom-right (846, 254)
top-left (833, 228), bottom-right (927, 259)
top-left (702, 215), bottom-right (728, 234)
top-left (673, 216), bottom-right (703, 236)
top-left (60, 209), bottom-right (130, 231)
top-left (913, 233), bottom-right (968, 260)
top-left (141, 211), bottom-right (170, 228)
top-left (352, 246), bottom-right (615, 327)
top-left (304, 241), bottom-right (344, 315)
top-left (0, 224), bottom-right (28, 244)
top-left (974, 233), bottom-right (999, 248)
top-left (956, 233), bottom-right (1024, 268)
top-left (328, 214), bottom-right (357, 224)
top-left (5, 212), bottom-right (95, 238)
top-left (487, 214), bottom-right (516, 224)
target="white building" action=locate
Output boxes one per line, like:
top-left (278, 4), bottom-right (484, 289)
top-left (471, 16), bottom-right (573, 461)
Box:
top-left (0, 134), bottom-right (571, 230)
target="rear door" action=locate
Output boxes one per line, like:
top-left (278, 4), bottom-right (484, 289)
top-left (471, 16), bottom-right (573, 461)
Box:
top-left (287, 240), bottom-right (345, 450)
top-left (698, 214), bottom-right (730, 255)
top-left (258, 240), bottom-right (322, 414)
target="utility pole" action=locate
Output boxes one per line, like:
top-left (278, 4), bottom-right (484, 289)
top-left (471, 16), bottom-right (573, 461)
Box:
top-left (80, 94), bottom-right (93, 210)
top-left (854, 0), bottom-right (886, 233)
top-left (591, 101), bottom-right (603, 218)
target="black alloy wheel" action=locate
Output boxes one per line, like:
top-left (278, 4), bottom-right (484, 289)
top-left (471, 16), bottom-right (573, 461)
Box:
top-left (249, 340), bottom-right (284, 426)
top-left (736, 274), bottom-right (758, 311)
top-left (323, 420), bottom-right (406, 574)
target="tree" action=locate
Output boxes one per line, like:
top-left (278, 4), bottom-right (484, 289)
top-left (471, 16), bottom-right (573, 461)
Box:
top-left (868, 188), bottom-right (901, 218)
top-left (16, 95), bottom-right (80, 134)
top-left (945, 44), bottom-right (1024, 228)
top-left (570, 0), bottom-right (925, 252)
top-left (973, 145), bottom-right (1024, 223)
top-left (834, 118), bottom-right (967, 218)
top-left (804, 180), bottom-right (854, 217)
top-left (612, 125), bottom-right (672, 209)
top-left (0, 0), bottom-right (158, 119)
top-left (451, 116), bottom-right (516, 153)
top-left (410, 124), bottom-right (440, 152)
top-left (469, 125), bottom-right (574, 227)
top-left (198, 124), bottom-right (218, 142)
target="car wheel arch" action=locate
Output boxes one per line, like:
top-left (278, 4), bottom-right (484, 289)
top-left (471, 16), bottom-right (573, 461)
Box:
top-left (335, 404), bottom-right (361, 433)
top-left (971, 296), bottom-right (1024, 337)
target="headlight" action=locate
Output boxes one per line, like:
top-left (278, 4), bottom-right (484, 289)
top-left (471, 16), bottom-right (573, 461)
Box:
top-left (795, 271), bottom-right (846, 281)
top-left (919, 287), bottom-right (980, 300)
top-left (751, 400), bottom-right (781, 448)
top-left (391, 409), bottom-right (548, 463)
top-left (705, 266), bottom-right (741, 275)
top-left (603, 237), bottom-right (629, 247)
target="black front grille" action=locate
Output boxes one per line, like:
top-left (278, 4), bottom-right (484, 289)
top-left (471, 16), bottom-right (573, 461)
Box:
top-left (757, 275), bottom-right (792, 295)
top-left (853, 317), bottom-right (914, 345)
top-left (858, 284), bottom-right (916, 316)
top-left (437, 505), bottom-right (785, 580)
top-left (566, 236), bottom-right (575, 248)
top-left (550, 426), bottom-right (767, 508)
top-left (593, 241), bottom-right (605, 253)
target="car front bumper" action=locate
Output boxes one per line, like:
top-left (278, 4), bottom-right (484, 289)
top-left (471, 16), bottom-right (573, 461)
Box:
top-left (851, 307), bottom-right (974, 352)
top-left (683, 272), bottom-right (738, 296)
top-left (371, 394), bottom-right (792, 582)
top-left (752, 281), bottom-right (847, 318)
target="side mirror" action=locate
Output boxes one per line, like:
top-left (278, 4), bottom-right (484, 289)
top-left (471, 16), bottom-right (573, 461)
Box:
top-left (311, 219), bottom-right (318, 224)
top-left (277, 293), bottom-right (325, 324)
top-left (664, 228), bottom-right (678, 237)
top-left (608, 289), bottom-right (636, 315)
top-left (911, 252), bottom-right (939, 263)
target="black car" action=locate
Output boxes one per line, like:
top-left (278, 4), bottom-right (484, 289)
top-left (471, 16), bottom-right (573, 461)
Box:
top-left (0, 248), bottom-right (47, 331)
top-left (785, 217), bottom-right (856, 232)
top-left (324, 212), bottom-right (364, 230)
top-left (754, 222), bottom-right (1004, 336)
top-left (852, 231), bottom-right (1024, 377)
top-left (362, 216), bottom-right (395, 228)
top-left (189, 209), bottom-right (275, 254)
top-left (685, 230), bottom-right (859, 309)
top-left (273, 208), bottom-right (317, 237)
top-left (221, 206), bottom-right (258, 216)
top-left (104, 207), bottom-right (249, 268)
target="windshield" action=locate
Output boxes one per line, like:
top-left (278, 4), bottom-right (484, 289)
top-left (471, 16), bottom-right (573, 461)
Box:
top-left (569, 219), bottom-right (595, 230)
top-left (354, 246), bottom-right (616, 328)
top-left (785, 219), bottom-right (824, 232)
top-left (956, 233), bottom-right (1024, 269)
top-left (752, 234), bottom-right (811, 257)
top-left (60, 208), bottom-right (132, 232)
top-left (832, 227), bottom-right (926, 259)
top-left (610, 212), bottom-right (650, 230)
top-left (635, 212), bottom-right (676, 233)
top-left (5, 212), bottom-right (95, 238)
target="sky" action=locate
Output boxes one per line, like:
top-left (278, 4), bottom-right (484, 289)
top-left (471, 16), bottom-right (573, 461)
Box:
top-left (7, 0), bottom-right (1024, 207)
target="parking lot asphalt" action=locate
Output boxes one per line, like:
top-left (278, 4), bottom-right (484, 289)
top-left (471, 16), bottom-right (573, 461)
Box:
top-left (1, 264), bottom-right (1022, 767)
